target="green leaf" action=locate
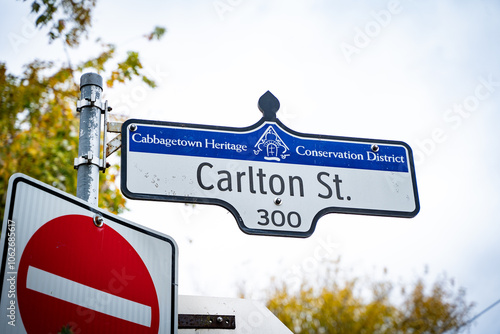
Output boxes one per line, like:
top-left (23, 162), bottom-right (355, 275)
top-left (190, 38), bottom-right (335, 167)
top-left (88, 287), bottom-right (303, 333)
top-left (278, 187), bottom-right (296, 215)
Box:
top-left (31, 2), bottom-right (41, 13)
top-left (145, 26), bottom-right (167, 41)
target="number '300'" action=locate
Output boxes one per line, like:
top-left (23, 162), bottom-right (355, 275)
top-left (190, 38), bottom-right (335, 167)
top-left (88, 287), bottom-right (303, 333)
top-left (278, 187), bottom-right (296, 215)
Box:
top-left (257, 209), bottom-right (301, 228)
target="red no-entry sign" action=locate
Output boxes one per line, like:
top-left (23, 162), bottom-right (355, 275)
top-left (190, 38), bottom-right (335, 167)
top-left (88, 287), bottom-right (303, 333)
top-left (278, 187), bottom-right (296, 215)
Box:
top-left (0, 174), bottom-right (178, 334)
top-left (18, 215), bottom-right (160, 333)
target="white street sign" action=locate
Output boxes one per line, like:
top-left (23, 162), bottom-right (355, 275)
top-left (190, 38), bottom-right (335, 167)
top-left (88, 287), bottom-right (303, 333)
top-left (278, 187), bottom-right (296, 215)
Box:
top-left (121, 114), bottom-right (419, 238)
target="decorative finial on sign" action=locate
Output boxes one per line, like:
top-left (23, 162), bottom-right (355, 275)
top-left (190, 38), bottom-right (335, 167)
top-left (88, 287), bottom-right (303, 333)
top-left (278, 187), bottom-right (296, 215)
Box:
top-left (258, 91), bottom-right (280, 121)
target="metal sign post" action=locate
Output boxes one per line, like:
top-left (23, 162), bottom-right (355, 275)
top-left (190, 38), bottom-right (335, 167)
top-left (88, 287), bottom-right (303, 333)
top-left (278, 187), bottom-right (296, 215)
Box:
top-left (74, 73), bottom-right (110, 206)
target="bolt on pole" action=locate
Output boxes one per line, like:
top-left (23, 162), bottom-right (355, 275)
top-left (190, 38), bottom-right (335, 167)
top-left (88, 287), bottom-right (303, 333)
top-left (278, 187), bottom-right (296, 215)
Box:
top-left (76, 73), bottom-right (103, 206)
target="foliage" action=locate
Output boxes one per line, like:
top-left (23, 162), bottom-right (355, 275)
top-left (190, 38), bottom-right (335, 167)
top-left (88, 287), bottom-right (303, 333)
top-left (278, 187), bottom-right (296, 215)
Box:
top-left (27, 0), bottom-right (96, 47)
top-left (144, 26), bottom-right (167, 41)
top-left (266, 263), bottom-right (474, 334)
top-left (0, 1), bottom-right (165, 219)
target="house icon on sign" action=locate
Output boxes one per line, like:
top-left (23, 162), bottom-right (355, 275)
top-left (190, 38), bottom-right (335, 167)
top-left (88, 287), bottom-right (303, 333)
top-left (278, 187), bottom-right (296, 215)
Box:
top-left (253, 126), bottom-right (290, 161)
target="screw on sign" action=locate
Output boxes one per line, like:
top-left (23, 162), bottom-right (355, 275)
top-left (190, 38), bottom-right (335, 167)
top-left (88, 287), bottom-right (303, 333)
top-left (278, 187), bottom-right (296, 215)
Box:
top-left (17, 215), bottom-right (160, 333)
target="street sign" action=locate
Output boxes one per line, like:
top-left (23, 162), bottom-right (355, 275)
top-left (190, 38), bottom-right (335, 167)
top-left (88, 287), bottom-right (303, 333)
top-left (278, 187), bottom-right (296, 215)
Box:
top-left (0, 173), bottom-right (178, 333)
top-left (121, 92), bottom-right (419, 238)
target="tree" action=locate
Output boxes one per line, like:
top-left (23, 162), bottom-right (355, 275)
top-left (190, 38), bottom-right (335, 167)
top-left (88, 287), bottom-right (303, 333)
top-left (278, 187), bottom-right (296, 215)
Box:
top-left (266, 261), bottom-right (474, 334)
top-left (0, 0), bottom-right (165, 219)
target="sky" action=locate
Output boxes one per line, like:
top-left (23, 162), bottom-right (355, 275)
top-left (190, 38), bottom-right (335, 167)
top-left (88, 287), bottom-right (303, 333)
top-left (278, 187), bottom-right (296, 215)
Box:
top-left (2, 0), bottom-right (500, 332)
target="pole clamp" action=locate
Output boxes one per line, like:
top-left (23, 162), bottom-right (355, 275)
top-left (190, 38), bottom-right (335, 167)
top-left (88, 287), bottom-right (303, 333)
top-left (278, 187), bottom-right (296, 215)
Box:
top-left (76, 92), bottom-right (112, 114)
top-left (74, 151), bottom-right (106, 170)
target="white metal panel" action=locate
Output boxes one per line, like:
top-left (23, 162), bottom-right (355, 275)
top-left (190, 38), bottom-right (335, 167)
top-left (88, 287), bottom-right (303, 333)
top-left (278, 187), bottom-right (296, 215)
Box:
top-left (178, 295), bottom-right (293, 334)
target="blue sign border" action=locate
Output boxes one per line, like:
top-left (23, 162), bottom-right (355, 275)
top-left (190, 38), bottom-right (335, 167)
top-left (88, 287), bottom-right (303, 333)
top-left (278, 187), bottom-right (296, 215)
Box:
top-left (127, 122), bottom-right (409, 173)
